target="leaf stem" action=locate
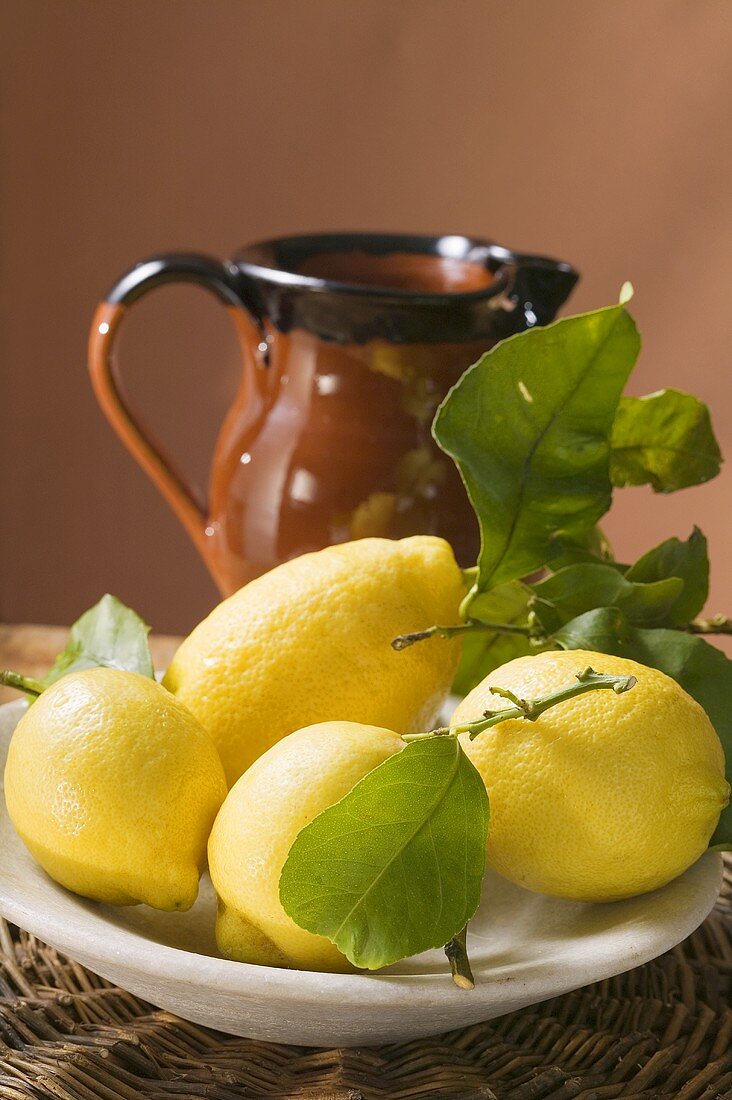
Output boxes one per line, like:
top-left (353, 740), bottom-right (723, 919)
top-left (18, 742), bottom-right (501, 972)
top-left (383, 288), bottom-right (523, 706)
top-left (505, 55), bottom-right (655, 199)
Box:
top-left (444, 925), bottom-right (475, 990)
top-left (687, 614), bottom-right (732, 636)
top-left (392, 619), bottom-right (532, 651)
top-left (0, 670), bottom-right (46, 697)
top-left (403, 667), bottom-right (636, 743)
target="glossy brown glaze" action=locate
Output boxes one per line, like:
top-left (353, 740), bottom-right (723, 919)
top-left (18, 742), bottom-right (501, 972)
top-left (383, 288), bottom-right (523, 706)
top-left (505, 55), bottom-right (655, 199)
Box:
top-left (88, 298), bottom-right (211, 561)
top-left (89, 234), bottom-right (578, 595)
top-left (206, 317), bottom-right (487, 592)
top-left (295, 250), bottom-right (495, 293)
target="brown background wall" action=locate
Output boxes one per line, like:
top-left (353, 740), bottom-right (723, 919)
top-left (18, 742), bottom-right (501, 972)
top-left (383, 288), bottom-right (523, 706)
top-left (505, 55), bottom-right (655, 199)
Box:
top-left (2, 0), bottom-right (731, 636)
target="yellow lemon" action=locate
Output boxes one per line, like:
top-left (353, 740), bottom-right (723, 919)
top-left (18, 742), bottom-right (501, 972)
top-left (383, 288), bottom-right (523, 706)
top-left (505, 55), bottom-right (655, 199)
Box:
top-left (164, 536), bottom-right (463, 785)
top-left (453, 649), bottom-right (729, 901)
top-left (4, 669), bottom-right (227, 910)
top-left (208, 721), bottom-right (404, 971)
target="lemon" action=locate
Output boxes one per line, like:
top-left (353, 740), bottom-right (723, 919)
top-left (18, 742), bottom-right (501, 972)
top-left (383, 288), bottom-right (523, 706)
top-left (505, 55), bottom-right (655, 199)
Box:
top-left (164, 536), bottom-right (463, 786)
top-left (453, 649), bottom-right (729, 901)
top-left (4, 669), bottom-right (227, 910)
top-left (208, 721), bottom-right (404, 971)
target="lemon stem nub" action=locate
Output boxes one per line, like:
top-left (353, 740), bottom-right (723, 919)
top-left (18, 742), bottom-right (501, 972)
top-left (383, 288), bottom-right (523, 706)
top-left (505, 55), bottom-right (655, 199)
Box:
top-left (403, 668), bottom-right (637, 742)
top-left (445, 925), bottom-right (475, 990)
top-left (0, 670), bottom-right (46, 698)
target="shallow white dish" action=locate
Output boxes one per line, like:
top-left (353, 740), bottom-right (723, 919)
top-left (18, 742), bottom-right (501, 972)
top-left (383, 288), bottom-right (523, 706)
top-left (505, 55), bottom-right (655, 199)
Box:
top-left (0, 699), bottom-right (722, 1047)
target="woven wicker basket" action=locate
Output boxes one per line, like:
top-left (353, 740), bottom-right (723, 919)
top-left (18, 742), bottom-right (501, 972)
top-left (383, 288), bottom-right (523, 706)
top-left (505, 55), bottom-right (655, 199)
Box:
top-left (0, 860), bottom-right (729, 1099)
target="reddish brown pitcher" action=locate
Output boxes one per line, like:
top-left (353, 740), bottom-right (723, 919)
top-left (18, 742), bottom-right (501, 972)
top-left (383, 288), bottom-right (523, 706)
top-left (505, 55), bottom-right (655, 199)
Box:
top-left (88, 233), bottom-right (577, 594)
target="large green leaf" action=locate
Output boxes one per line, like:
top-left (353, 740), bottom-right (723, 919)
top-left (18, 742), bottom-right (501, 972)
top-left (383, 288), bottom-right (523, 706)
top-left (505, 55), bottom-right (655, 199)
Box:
top-left (529, 563), bottom-right (683, 635)
top-left (42, 594), bottom-right (154, 686)
top-left (625, 528), bottom-right (709, 626)
top-left (555, 610), bottom-right (732, 849)
top-left (453, 581), bottom-right (533, 695)
top-left (434, 304), bottom-right (640, 597)
top-left (610, 389), bottom-right (722, 492)
top-left (279, 738), bottom-right (489, 970)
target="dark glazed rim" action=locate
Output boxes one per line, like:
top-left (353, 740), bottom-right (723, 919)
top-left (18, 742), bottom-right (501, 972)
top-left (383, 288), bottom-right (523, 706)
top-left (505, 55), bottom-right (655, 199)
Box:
top-left (233, 232), bottom-right (578, 303)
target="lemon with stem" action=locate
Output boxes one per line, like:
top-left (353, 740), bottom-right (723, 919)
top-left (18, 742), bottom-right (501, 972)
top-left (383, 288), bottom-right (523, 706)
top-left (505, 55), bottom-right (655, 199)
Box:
top-left (453, 649), bottom-right (729, 901)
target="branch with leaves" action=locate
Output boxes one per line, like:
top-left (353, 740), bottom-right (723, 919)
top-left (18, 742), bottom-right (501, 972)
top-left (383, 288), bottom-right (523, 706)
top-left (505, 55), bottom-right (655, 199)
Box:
top-left (392, 296), bottom-right (731, 851)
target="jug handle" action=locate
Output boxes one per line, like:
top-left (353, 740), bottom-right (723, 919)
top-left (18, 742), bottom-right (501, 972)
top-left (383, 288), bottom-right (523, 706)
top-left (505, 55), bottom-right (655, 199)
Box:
top-left (88, 253), bottom-right (250, 560)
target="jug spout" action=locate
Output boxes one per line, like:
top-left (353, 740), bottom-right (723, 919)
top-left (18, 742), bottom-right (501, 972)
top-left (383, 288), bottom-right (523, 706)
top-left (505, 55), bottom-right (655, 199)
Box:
top-left (509, 255), bottom-right (579, 329)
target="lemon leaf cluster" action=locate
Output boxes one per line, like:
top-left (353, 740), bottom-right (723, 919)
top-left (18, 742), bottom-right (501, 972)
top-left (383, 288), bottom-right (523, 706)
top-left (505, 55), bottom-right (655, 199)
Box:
top-left (453, 529), bottom-right (712, 696)
top-left (530, 564), bottom-right (683, 635)
top-left (429, 299), bottom-right (729, 849)
top-left (433, 301), bottom-right (721, 634)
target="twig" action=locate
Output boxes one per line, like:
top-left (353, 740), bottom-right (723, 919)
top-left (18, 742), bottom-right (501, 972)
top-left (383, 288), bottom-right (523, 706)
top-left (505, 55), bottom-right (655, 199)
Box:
top-left (403, 667), bottom-right (636, 742)
top-left (392, 620), bottom-right (532, 651)
top-left (445, 925), bottom-right (475, 990)
top-left (0, 670), bottom-right (45, 697)
top-left (687, 615), bottom-right (732, 636)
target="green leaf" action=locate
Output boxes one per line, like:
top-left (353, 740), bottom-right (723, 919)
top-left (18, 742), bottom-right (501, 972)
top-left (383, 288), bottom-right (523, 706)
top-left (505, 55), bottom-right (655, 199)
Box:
top-left (610, 389), bottom-right (722, 492)
top-left (279, 738), bottom-right (489, 970)
top-left (551, 606), bottom-right (628, 652)
top-left (555, 610), bottom-right (732, 849)
top-left (434, 304), bottom-right (640, 598)
top-left (625, 528), bottom-right (709, 626)
top-left (42, 594), bottom-right (154, 687)
top-left (453, 581), bottom-right (533, 695)
top-left (529, 563), bottom-right (683, 635)
top-left (546, 525), bottom-right (619, 571)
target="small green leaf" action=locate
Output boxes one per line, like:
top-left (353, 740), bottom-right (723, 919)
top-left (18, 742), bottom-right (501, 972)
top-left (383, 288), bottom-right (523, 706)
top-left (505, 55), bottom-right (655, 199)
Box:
top-left (546, 525), bottom-right (619, 571)
top-left (610, 389), bottom-right (722, 492)
top-left (453, 582), bottom-right (533, 695)
top-left (279, 738), bottom-right (489, 970)
top-left (555, 610), bottom-right (732, 850)
top-left (530, 563), bottom-right (683, 635)
top-left (625, 528), bottom-right (709, 626)
top-left (552, 606), bottom-right (628, 652)
top-left (434, 304), bottom-right (640, 598)
top-left (42, 594), bottom-right (154, 687)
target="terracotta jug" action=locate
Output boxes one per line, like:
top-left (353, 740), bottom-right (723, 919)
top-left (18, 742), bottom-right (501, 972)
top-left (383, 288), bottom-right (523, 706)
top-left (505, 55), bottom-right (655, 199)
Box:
top-left (88, 233), bottom-right (577, 594)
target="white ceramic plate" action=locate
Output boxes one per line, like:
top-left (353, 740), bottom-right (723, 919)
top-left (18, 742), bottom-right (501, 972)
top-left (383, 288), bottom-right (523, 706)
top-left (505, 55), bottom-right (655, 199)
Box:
top-left (0, 699), bottom-right (722, 1047)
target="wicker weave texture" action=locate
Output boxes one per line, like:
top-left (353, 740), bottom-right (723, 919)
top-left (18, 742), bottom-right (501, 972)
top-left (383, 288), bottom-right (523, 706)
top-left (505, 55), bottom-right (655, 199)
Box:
top-left (0, 861), bottom-right (729, 1100)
